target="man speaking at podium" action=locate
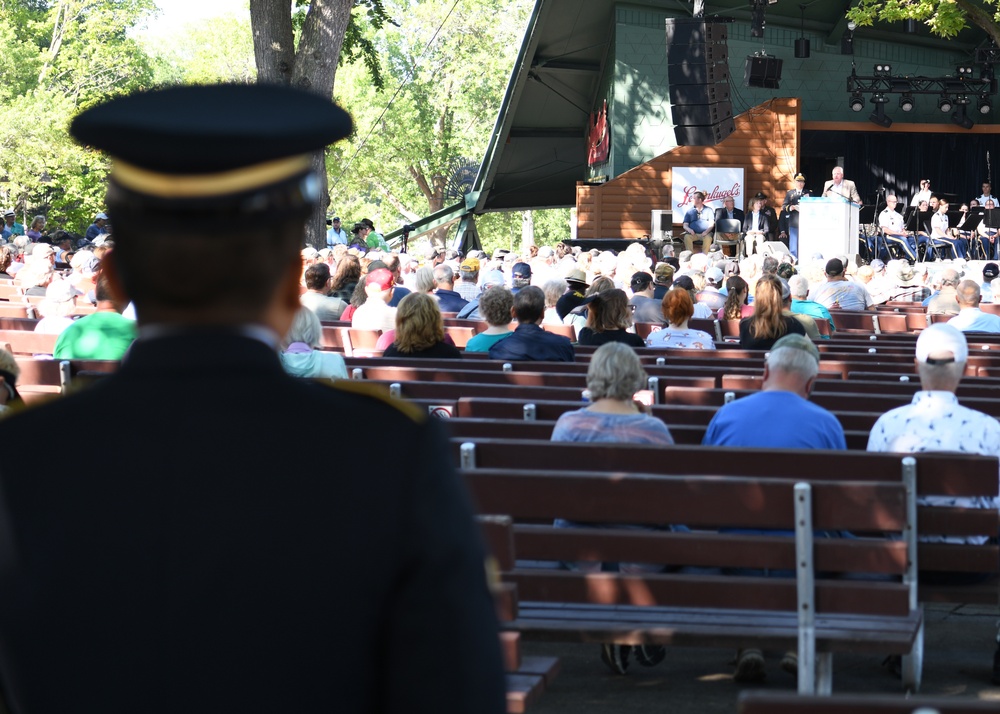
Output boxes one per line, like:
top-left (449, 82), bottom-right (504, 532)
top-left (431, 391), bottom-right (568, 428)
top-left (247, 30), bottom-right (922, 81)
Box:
top-left (822, 166), bottom-right (863, 206)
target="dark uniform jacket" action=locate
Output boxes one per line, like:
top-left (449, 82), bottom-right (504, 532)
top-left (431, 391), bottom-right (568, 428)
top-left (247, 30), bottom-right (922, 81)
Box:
top-left (0, 332), bottom-right (505, 714)
top-left (488, 323), bottom-right (575, 362)
top-left (780, 188), bottom-right (807, 236)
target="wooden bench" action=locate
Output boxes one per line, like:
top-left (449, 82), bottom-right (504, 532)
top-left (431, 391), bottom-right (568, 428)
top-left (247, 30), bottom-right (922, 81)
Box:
top-left (468, 466), bottom-right (923, 693)
top-left (0, 330), bottom-right (57, 355)
top-left (480, 516), bottom-right (560, 713)
top-left (0, 305), bottom-right (34, 319)
top-left (739, 691), bottom-right (1000, 713)
top-left (455, 439), bottom-right (1000, 605)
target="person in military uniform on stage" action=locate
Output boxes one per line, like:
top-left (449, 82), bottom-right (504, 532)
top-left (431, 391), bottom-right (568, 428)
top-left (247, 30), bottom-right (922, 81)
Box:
top-left (779, 173), bottom-right (808, 259)
top-left (0, 84), bottom-right (505, 714)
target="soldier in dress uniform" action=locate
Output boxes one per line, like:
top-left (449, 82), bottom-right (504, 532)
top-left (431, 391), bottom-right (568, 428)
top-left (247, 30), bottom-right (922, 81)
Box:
top-left (0, 84), bottom-right (505, 714)
top-left (779, 173), bottom-right (808, 259)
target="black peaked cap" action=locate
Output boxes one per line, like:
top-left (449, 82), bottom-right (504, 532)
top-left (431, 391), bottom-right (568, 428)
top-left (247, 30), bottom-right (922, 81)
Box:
top-left (70, 84), bottom-right (354, 175)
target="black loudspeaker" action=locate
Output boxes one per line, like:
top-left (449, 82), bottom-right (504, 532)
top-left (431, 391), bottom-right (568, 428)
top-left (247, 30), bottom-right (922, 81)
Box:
top-left (669, 82), bottom-right (730, 105)
top-left (666, 18), bottom-right (734, 146)
top-left (744, 55), bottom-right (783, 89)
top-left (665, 20), bottom-right (728, 46)
top-left (670, 102), bottom-right (733, 126)
top-left (667, 60), bottom-right (729, 86)
top-left (674, 119), bottom-right (736, 146)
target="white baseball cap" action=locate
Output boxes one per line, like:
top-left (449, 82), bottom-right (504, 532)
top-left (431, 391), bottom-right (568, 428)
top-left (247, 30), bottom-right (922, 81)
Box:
top-left (915, 323), bottom-right (968, 364)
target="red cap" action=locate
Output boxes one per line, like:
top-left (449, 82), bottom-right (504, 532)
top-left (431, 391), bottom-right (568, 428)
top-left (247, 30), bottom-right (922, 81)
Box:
top-left (365, 268), bottom-right (395, 291)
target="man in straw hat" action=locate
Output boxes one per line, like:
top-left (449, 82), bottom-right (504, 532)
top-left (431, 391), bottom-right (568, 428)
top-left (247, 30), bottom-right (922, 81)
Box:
top-left (0, 84), bottom-right (504, 713)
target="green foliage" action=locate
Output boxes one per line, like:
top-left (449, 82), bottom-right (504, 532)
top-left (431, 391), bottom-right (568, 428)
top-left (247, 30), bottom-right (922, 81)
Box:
top-left (145, 13), bottom-right (256, 85)
top-left (342, 0), bottom-right (392, 90)
top-left (0, 0), bottom-right (157, 233)
top-left (328, 0), bottom-right (532, 235)
top-left (848, 0), bottom-right (994, 40)
top-left (477, 209), bottom-right (574, 256)
top-left (0, 88), bottom-right (109, 231)
top-left (40, 0), bottom-right (157, 106)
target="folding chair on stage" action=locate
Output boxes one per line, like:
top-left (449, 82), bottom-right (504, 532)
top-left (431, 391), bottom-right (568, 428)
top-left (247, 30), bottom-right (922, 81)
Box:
top-left (713, 218), bottom-right (743, 258)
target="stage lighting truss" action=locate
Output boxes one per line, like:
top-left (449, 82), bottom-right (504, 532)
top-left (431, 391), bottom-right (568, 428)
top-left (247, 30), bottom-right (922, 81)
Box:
top-left (846, 64), bottom-right (996, 127)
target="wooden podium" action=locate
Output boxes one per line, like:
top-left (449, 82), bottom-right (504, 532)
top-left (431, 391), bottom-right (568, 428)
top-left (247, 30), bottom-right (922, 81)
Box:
top-left (798, 197), bottom-right (859, 263)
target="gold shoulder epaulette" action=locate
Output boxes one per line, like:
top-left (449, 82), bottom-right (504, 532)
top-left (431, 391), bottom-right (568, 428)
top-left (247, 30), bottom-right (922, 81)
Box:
top-left (326, 379), bottom-right (426, 423)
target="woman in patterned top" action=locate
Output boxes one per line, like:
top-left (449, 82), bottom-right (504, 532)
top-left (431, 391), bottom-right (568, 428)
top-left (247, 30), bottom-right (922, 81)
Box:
top-left (645, 288), bottom-right (716, 350)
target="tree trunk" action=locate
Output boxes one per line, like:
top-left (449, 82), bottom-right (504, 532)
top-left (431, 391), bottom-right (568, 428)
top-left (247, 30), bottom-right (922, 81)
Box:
top-left (250, 0), bottom-right (354, 249)
top-left (953, 0), bottom-right (1000, 48)
top-left (249, 0), bottom-right (295, 84)
top-left (521, 210), bottom-right (535, 251)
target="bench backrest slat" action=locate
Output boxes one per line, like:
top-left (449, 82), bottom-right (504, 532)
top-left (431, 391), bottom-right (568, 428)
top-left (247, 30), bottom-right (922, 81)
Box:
top-left (454, 439), bottom-right (998, 496)
top-left (508, 570), bottom-right (911, 617)
top-left (463, 470), bottom-right (907, 531)
top-left (512, 524), bottom-right (909, 575)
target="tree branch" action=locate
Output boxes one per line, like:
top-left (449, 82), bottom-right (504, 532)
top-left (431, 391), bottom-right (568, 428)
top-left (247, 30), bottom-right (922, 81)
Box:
top-left (372, 180), bottom-right (421, 222)
top-left (953, 0), bottom-right (1000, 46)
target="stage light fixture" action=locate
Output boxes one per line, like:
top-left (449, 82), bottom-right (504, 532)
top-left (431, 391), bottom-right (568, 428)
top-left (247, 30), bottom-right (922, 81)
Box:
top-left (952, 105), bottom-right (974, 129)
top-left (899, 94), bottom-right (915, 111)
top-left (842, 20), bottom-right (855, 55)
top-left (938, 95), bottom-right (953, 112)
top-left (957, 65), bottom-right (975, 76)
top-left (874, 63), bottom-right (892, 76)
top-left (850, 93), bottom-right (865, 112)
top-left (869, 102), bottom-right (892, 128)
top-left (979, 95), bottom-right (993, 114)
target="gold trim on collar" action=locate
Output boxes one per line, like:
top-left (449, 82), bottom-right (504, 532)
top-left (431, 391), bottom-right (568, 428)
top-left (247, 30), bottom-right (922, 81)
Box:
top-left (111, 155), bottom-right (312, 199)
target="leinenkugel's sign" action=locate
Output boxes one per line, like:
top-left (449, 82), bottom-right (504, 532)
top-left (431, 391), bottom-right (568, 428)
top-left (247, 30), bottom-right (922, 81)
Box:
top-left (672, 167), bottom-right (744, 214)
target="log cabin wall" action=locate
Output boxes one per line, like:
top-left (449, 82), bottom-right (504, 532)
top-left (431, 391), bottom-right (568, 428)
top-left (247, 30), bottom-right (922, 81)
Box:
top-left (576, 98), bottom-right (800, 240)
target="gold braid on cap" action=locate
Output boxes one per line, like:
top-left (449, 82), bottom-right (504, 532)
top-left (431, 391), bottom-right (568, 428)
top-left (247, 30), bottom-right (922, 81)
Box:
top-left (111, 155), bottom-right (313, 199)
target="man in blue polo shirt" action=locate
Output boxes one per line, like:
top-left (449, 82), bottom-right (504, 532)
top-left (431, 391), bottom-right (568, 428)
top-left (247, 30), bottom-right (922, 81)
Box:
top-left (682, 191), bottom-right (715, 254)
top-left (702, 334), bottom-right (845, 682)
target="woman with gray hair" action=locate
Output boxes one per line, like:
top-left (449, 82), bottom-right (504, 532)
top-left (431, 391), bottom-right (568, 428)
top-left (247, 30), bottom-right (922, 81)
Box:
top-left (551, 342), bottom-right (675, 674)
top-left (26, 215), bottom-right (46, 241)
top-left (541, 278), bottom-right (567, 324)
top-left (413, 266), bottom-right (436, 294)
top-left (279, 307), bottom-right (347, 379)
top-left (552, 342), bottom-right (672, 443)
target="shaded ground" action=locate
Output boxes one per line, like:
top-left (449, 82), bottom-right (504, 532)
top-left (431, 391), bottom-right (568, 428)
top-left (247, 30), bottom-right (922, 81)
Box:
top-left (525, 604), bottom-right (1000, 712)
